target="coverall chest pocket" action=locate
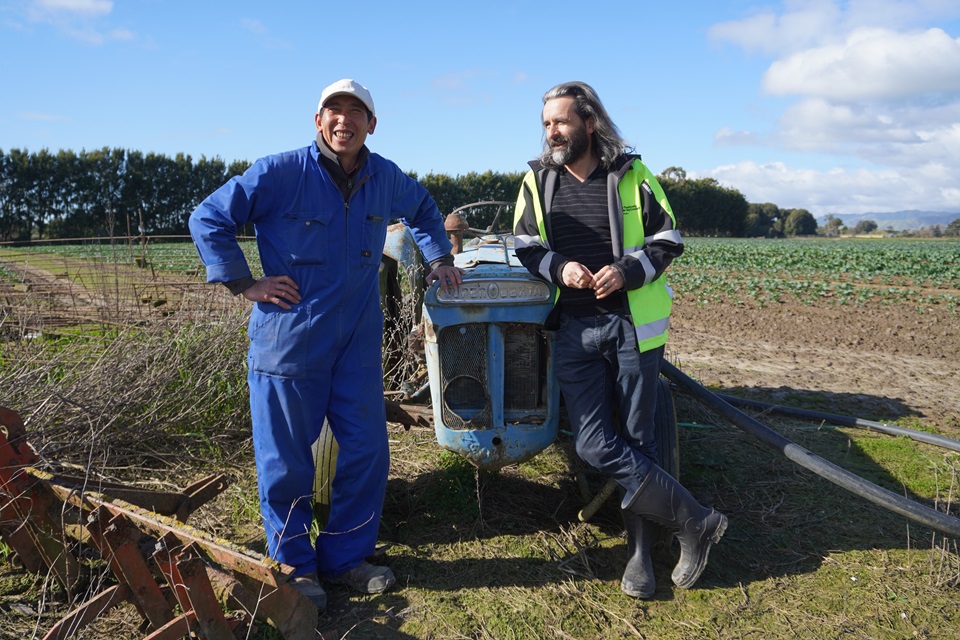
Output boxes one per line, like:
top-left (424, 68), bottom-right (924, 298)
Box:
top-left (282, 210), bottom-right (334, 266)
top-left (361, 214), bottom-right (388, 267)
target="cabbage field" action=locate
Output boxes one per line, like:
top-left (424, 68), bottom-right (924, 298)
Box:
top-left (3, 236), bottom-right (957, 309)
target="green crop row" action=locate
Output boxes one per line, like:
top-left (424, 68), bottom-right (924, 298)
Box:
top-left (3, 236), bottom-right (958, 310)
top-left (669, 238), bottom-right (960, 310)
top-left (675, 237), bottom-right (960, 284)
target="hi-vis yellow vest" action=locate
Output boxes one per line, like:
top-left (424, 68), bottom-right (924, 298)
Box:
top-left (518, 160), bottom-right (675, 352)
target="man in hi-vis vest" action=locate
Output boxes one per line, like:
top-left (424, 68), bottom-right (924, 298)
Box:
top-left (513, 81), bottom-right (727, 598)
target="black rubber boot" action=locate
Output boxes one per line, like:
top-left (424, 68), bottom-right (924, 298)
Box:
top-left (623, 464), bottom-right (727, 589)
top-left (620, 509), bottom-right (657, 598)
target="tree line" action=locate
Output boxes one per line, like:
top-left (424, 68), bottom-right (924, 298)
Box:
top-left (0, 148), bottom-right (248, 241)
top-left (1, 147), bottom-right (825, 243)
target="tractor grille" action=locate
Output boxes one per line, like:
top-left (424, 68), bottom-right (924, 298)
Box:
top-left (439, 323), bottom-right (545, 430)
top-left (503, 325), bottom-right (540, 411)
top-left (439, 323), bottom-right (489, 429)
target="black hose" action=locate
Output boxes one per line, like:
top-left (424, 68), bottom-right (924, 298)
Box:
top-left (715, 393), bottom-right (960, 454)
top-left (660, 360), bottom-right (960, 538)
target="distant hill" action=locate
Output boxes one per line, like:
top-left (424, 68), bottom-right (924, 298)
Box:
top-left (817, 210), bottom-right (959, 231)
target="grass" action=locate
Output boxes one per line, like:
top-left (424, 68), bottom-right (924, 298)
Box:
top-left (3, 336), bottom-right (959, 639)
top-left (1, 240), bottom-right (958, 639)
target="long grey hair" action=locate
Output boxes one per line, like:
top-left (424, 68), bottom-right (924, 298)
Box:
top-left (539, 81), bottom-right (632, 170)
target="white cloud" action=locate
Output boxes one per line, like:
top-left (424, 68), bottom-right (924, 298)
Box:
top-left (703, 160), bottom-right (957, 215)
top-left (108, 26), bottom-right (133, 41)
top-left (715, 127), bottom-right (761, 147)
top-left (773, 99), bottom-right (960, 167)
top-left (709, 0), bottom-right (960, 55)
top-left (240, 18), bottom-right (268, 35)
top-left (941, 187), bottom-right (960, 207)
top-left (239, 18), bottom-right (293, 51)
top-left (32, 0), bottom-right (112, 17)
top-left (707, 1), bottom-right (960, 213)
top-left (764, 27), bottom-right (960, 101)
top-left (23, 0), bottom-right (132, 44)
top-left (708, 0), bottom-right (842, 55)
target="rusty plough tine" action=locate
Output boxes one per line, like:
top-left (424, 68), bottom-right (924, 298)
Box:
top-left (0, 486), bottom-right (47, 574)
top-left (153, 534), bottom-right (241, 640)
top-left (175, 473), bottom-right (231, 522)
top-left (206, 565), bottom-right (319, 640)
top-left (85, 507), bottom-right (175, 630)
top-left (41, 583), bottom-right (133, 640)
top-left (1, 404), bottom-right (319, 639)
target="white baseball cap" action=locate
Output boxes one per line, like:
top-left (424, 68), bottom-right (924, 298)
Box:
top-left (318, 79), bottom-right (375, 117)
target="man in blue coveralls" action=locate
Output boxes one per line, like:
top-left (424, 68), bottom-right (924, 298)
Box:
top-left (189, 79), bottom-right (462, 612)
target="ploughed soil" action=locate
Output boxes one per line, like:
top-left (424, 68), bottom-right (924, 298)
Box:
top-left (665, 296), bottom-right (960, 437)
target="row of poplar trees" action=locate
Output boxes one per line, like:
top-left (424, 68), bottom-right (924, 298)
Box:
top-left (0, 147), bottom-right (815, 242)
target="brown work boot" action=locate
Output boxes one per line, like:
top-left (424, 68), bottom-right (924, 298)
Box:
top-left (328, 561), bottom-right (396, 594)
top-left (289, 572), bottom-right (327, 611)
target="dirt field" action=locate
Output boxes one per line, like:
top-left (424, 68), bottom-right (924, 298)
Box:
top-left (666, 295), bottom-right (960, 438)
top-left (4, 243), bottom-right (956, 441)
top-left (3, 251), bottom-right (960, 639)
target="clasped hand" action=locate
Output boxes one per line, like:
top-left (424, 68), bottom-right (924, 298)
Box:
top-left (562, 262), bottom-right (623, 300)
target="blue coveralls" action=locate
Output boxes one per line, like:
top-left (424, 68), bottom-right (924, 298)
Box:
top-left (189, 141), bottom-right (452, 577)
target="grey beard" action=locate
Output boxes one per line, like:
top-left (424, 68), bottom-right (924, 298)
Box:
top-left (546, 130), bottom-right (589, 168)
top-left (549, 147), bottom-right (573, 166)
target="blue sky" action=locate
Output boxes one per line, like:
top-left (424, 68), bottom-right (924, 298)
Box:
top-left (2, 0), bottom-right (959, 216)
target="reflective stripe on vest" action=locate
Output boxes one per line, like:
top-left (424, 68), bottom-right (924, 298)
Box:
top-left (617, 159), bottom-right (675, 352)
top-left (518, 162), bottom-right (675, 351)
top-left (516, 171), bottom-right (562, 293)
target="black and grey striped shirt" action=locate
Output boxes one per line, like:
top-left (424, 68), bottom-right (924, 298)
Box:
top-left (551, 166), bottom-right (625, 316)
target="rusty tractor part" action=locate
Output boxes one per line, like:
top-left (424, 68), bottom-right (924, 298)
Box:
top-left (0, 405), bottom-right (319, 640)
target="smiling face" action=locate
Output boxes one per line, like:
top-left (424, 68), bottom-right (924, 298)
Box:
top-left (542, 96), bottom-right (593, 167)
top-left (316, 95), bottom-right (377, 170)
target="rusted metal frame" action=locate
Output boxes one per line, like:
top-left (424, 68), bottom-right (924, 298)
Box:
top-left (0, 411), bottom-right (48, 572)
top-left (84, 506), bottom-right (175, 631)
top-left (175, 473), bottom-right (231, 521)
top-left (41, 583), bottom-right (132, 640)
top-left (33, 465), bottom-right (313, 638)
top-left (140, 612), bottom-right (197, 640)
top-left (205, 565), bottom-right (318, 640)
top-left (0, 492), bottom-right (46, 573)
top-left (63, 485), bottom-right (293, 585)
top-left (0, 464), bottom-right (80, 592)
top-left (153, 534), bottom-right (238, 640)
top-left (1, 405), bottom-right (315, 638)
top-left (46, 471), bottom-right (229, 520)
